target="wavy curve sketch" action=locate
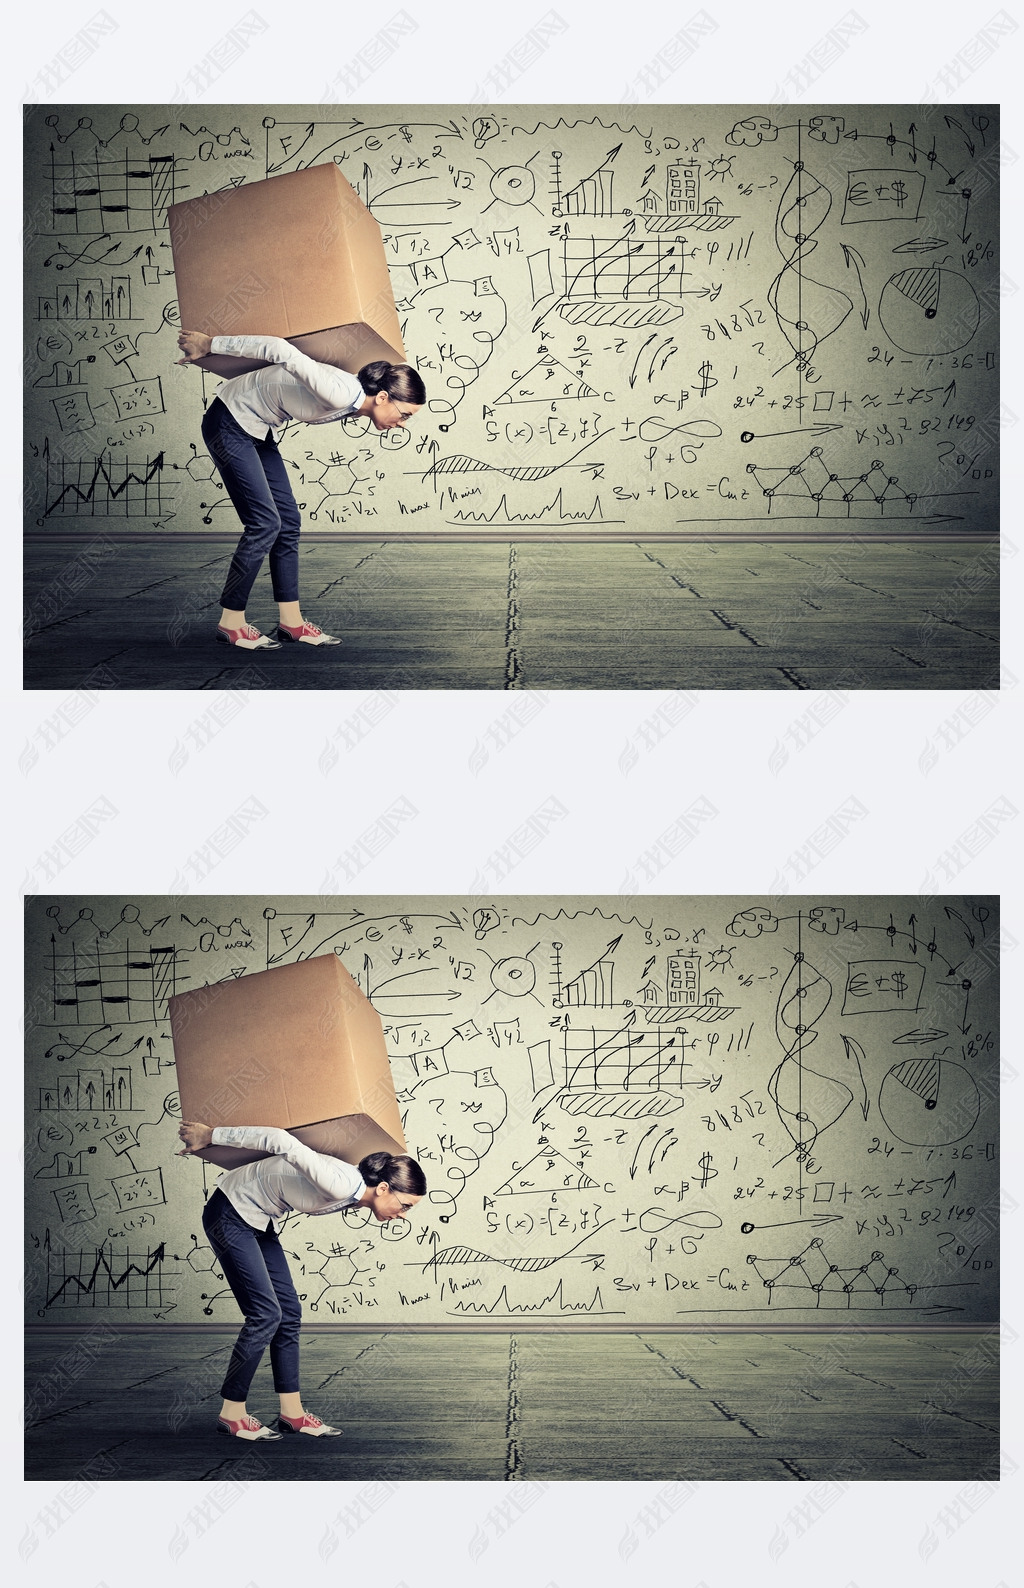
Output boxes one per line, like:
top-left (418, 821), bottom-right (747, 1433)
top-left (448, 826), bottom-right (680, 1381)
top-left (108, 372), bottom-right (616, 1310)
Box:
top-left (422, 430), bottom-right (605, 485)
top-left (767, 955), bottom-right (854, 1164)
top-left (422, 1218), bottom-right (613, 1276)
top-left (767, 163), bottom-right (852, 373)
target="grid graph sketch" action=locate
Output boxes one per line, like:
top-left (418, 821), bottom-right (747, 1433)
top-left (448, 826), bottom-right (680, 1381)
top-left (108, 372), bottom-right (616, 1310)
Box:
top-left (48, 146), bottom-right (184, 234)
top-left (564, 1025), bottom-right (691, 1091)
top-left (563, 236), bottom-right (689, 300)
top-left (48, 938), bottom-right (188, 1024)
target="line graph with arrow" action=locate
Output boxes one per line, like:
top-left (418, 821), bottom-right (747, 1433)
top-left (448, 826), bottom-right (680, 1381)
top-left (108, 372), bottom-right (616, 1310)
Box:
top-left (41, 1238), bottom-right (178, 1316)
top-left (40, 440), bottom-right (176, 524)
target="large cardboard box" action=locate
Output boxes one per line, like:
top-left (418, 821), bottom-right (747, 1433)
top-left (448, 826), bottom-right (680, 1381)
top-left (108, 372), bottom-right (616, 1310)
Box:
top-left (167, 165), bottom-right (406, 377)
top-left (168, 955), bottom-right (406, 1170)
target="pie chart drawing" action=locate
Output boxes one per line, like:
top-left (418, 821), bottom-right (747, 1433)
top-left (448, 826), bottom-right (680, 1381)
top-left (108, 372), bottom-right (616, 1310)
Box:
top-left (878, 268), bottom-right (980, 356)
top-left (878, 1057), bottom-right (980, 1146)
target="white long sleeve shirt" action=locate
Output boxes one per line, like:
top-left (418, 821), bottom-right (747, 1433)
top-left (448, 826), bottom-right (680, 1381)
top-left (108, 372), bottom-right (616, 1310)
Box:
top-left (211, 1125), bottom-right (366, 1230)
top-left (209, 334), bottom-right (366, 439)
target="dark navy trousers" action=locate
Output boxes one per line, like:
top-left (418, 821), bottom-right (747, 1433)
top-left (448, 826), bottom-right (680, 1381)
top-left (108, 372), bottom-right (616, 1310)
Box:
top-left (202, 1187), bottom-right (301, 1400)
top-left (201, 397), bottom-right (302, 610)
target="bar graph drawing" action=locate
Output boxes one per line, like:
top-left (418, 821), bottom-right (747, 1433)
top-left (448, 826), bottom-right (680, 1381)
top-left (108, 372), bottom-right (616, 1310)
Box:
top-left (23, 890), bottom-right (998, 1325)
top-left (37, 275), bottom-right (134, 321)
top-left (555, 144), bottom-right (621, 218)
top-left (24, 106), bottom-right (999, 551)
top-left (38, 1067), bottom-right (135, 1111)
top-left (555, 936), bottom-right (620, 1008)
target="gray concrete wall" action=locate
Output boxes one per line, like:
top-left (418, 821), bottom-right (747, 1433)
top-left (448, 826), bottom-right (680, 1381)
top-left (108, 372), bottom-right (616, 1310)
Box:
top-left (25, 893), bottom-right (1000, 1324)
top-left (24, 104), bottom-right (999, 539)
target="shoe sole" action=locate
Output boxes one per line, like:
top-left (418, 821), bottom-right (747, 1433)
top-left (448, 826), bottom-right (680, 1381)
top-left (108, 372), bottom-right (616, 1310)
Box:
top-left (277, 1423), bottom-right (343, 1436)
top-left (217, 1424), bottom-right (283, 1440)
top-left (215, 633), bottom-right (282, 650)
top-left (276, 633), bottom-right (341, 646)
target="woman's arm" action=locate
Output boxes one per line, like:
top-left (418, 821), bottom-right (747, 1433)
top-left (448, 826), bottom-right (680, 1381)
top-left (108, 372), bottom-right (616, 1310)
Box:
top-left (209, 1124), bottom-right (365, 1202)
top-left (206, 334), bottom-right (365, 412)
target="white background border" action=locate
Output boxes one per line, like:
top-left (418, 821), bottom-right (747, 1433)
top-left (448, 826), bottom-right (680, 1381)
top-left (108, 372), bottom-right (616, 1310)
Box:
top-left (11, 3), bottom-right (1022, 1584)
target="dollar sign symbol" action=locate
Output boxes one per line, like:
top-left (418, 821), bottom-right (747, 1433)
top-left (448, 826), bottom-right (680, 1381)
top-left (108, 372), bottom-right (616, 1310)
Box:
top-left (892, 180), bottom-right (907, 208)
top-left (891, 970), bottom-right (908, 999)
top-left (698, 1150), bottom-right (716, 1187)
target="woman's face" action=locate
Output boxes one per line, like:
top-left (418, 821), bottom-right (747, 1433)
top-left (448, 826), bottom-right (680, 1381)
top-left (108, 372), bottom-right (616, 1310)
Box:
top-left (370, 1183), bottom-right (424, 1221)
top-left (369, 392), bottom-right (423, 431)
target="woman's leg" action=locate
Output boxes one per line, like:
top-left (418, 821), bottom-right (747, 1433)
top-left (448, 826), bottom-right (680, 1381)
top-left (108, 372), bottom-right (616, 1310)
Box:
top-left (253, 1222), bottom-right (303, 1411)
top-left (250, 432), bottom-right (345, 644)
top-left (201, 400), bottom-right (286, 620)
top-left (202, 1191), bottom-right (284, 1412)
top-left (251, 434), bottom-right (303, 619)
top-left (250, 1226), bottom-right (342, 1434)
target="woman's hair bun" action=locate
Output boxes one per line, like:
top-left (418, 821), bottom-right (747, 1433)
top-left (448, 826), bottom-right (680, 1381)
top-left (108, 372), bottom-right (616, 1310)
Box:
top-left (358, 360), bottom-right (393, 394)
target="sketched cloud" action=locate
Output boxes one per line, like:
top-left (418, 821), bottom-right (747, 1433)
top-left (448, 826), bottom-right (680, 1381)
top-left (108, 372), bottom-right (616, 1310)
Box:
top-left (727, 907), bottom-right (780, 937)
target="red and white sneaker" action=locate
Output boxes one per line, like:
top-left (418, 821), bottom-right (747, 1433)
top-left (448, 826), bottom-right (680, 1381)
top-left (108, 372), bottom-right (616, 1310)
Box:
top-left (216, 624), bottom-right (282, 650)
top-left (217, 1414), bottom-right (282, 1440)
top-left (276, 621), bottom-right (341, 646)
top-left (277, 1411), bottom-right (343, 1437)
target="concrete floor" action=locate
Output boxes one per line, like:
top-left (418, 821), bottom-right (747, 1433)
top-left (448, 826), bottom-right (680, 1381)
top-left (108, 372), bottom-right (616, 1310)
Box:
top-left (23, 538), bottom-right (998, 690)
top-left (25, 1328), bottom-right (998, 1482)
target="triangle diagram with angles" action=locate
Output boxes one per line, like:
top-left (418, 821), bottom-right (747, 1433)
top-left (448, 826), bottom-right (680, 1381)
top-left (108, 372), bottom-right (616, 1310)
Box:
top-left (494, 1147), bottom-right (600, 1195)
top-left (494, 354), bottom-right (598, 404)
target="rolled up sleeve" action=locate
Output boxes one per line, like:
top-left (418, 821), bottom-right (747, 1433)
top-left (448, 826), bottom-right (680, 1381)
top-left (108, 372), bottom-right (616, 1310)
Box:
top-left (211, 1125), bottom-right (366, 1202)
top-left (210, 335), bottom-right (364, 411)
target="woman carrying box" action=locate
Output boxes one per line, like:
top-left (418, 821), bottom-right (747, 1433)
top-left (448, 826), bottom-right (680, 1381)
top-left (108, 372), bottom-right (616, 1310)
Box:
top-left (178, 1121), bottom-right (426, 1439)
top-left (176, 332), bottom-right (426, 650)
